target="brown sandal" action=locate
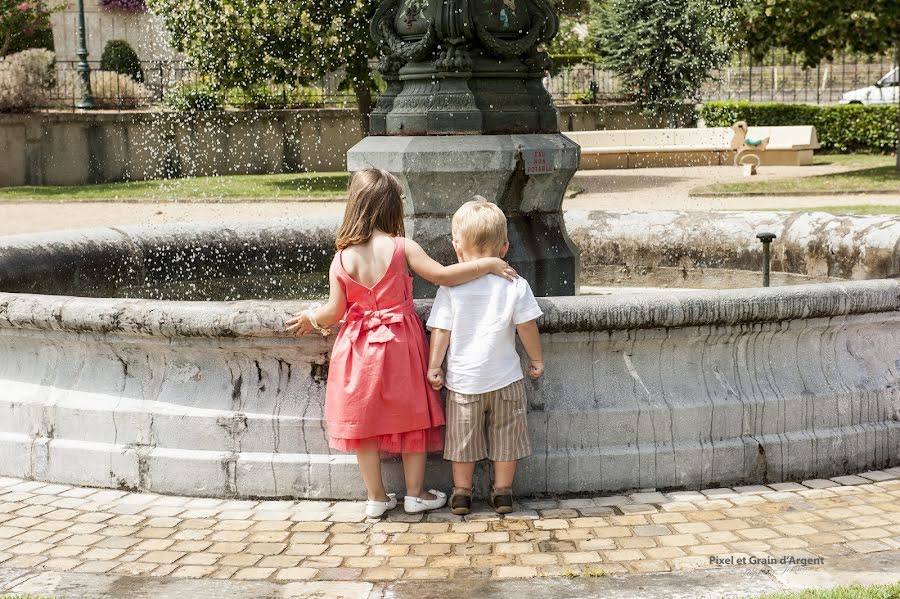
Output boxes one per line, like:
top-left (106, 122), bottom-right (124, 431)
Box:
top-left (489, 486), bottom-right (514, 514)
top-left (450, 487), bottom-right (472, 515)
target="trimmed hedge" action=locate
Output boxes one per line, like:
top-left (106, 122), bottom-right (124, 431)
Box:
top-left (699, 101), bottom-right (898, 154)
top-left (100, 40), bottom-right (144, 83)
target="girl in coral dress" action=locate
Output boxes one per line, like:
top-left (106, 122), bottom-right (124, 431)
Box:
top-left (286, 168), bottom-right (516, 517)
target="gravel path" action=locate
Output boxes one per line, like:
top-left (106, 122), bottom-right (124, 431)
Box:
top-left (1, 165), bottom-right (898, 237)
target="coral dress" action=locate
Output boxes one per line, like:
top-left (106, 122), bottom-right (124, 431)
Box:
top-left (325, 236), bottom-right (444, 454)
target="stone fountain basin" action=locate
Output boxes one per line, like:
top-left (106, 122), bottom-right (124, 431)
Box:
top-left (0, 216), bottom-right (899, 499)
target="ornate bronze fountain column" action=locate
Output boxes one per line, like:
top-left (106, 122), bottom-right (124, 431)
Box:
top-left (348, 0), bottom-right (580, 296)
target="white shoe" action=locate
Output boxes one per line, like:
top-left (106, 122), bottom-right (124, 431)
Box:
top-left (365, 493), bottom-right (398, 518)
top-left (404, 489), bottom-right (447, 513)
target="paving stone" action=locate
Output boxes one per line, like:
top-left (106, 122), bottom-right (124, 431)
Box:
top-left (629, 492), bottom-right (666, 504)
top-left (170, 565), bottom-right (218, 578)
top-left (577, 538), bottom-right (616, 551)
top-left (603, 549), bottom-right (643, 562)
top-left (731, 485), bottom-right (772, 495)
top-left (3, 555), bottom-right (48, 568)
top-left (361, 567), bottom-right (404, 580)
top-left (386, 556), bottom-right (427, 568)
top-left (619, 504), bottom-right (658, 515)
top-left (219, 554), bottom-right (263, 567)
top-left (845, 539), bottom-right (891, 553)
top-left (533, 519), bottom-right (568, 530)
top-left (831, 475), bottom-right (872, 486)
top-left (343, 556), bottom-right (385, 568)
top-left (135, 539), bottom-right (176, 551)
top-left (519, 552), bottom-right (558, 566)
top-left (275, 568), bottom-right (318, 581)
top-left (666, 491), bottom-right (707, 502)
top-left (63, 559), bottom-right (120, 575)
top-left (493, 565), bottom-right (538, 578)
top-left (628, 559), bottom-right (672, 573)
top-left (592, 495), bottom-right (631, 507)
top-left (644, 546), bottom-right (686, 560)
top-left (405, 567), bottom-right (451, 579)
top-left (179, 552), bottom-right (222, 566)
top-left (659, 534), bottom-right (698, 547)
top-left (232, 567), bottom-right (276, 580)
top-left (701, 488), bottom-right (736, 497)
top-left (803, 479), bottom-right (840, 489)
top-left (765, 483), bottom-right (806, 492)
top-left (633, 525), bottom-right (671, 537)
top-left (616, 537), bottom-right (657, 549)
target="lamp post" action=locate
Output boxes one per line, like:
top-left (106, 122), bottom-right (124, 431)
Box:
top-left (74, 0), bottom-right (95, 109)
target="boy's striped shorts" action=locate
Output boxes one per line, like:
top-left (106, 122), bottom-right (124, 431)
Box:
top-left (443, 379), bottom-right (532, 463)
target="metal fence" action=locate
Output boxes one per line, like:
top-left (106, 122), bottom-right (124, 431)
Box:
top-left (0, 60), bottom-right (358, 110)
top-left (552, 52), bottom-right (897, 105)
top-left (700, 51), bottom-right (897, 104)
top-left (2, 52), bottom-right (896, 111)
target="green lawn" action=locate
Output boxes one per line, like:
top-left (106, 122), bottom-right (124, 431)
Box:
top-left (753, 583), bottom-right (900, 599)
top-left (811, 154), bottom-right (896, 168)
top-left (694, 155), bottom-right (900, 195)
top-left (0, 172), bottom-right (350, 202)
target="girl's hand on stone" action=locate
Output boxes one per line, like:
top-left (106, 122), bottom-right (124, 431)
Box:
top-left (528, 359), bottom-right (544, 379)
top-left (483, 258), bottom-right (518, 281)
top-left (285, 312), bottom-right (313, 336)
top-left (427, 367), bottom-right (444, 390)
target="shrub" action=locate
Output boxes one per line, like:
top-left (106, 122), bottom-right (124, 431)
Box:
top-left (548, 53), bottom-right (597, 77)
top-left (4, 25), bottom-right (53, 55)
top-left (699, 101), bottom-right (898, 154)
top-left (0, 48), bottom-right (54, 111)
top-left (101, 0), bottom-right (146, 10)
top-left (54, 68), bottom-right (153, 108)
top-left (100, 39), bottom-right (143, 82)
top-left (1, 0), bottom-right (59, 58)
top-left (591, 0), bottom-right (733, 119)
top-left (163, 81), bottom-right (223, 111)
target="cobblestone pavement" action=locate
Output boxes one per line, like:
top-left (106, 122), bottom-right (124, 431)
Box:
top-left (0, 470), bottom-right (899, 586)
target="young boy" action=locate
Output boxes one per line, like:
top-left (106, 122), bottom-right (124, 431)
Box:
top-left (426, 197), bottom-right (544, 515)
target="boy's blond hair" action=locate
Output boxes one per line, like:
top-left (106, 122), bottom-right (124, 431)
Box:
top-left (451, 196), bottom-right (508, 254)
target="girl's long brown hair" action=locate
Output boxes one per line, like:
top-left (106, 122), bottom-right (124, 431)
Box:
top-left (336, 168), bottom-right (406, 250)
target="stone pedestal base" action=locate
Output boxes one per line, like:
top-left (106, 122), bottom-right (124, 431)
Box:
top-left (347, 134), bottom-right (581, 297)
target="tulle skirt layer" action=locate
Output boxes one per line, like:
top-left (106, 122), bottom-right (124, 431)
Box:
top-left (329, 426), bottom-right (443, 455)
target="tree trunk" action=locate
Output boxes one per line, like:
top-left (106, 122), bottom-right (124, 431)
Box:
top-left (354, 78), bottom-right (372, 137)
top-left (896, 45), bottom-right (899, 171)
top-left (348, 57), bottom-right (372, 137)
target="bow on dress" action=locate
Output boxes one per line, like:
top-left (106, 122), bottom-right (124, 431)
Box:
top-left (343, 304), bottom-right (405, 344)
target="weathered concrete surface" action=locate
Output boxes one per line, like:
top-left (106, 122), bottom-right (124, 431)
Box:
top-left (0, 218), bottom-right (339, 300)
top-left (347, 134), bottom-right (581, 297)
top-left (567, 210), bottom-right (900, 284)
top-left (0, 105), bottom-right (662, 187)
top-left (3, 210), bottom-right (896, 299)
top-left (0, 110), bottom-right (362, 186)
top-left (3, 550), bottom-right (900, 598)
top-left (0, 280), bottom-right (898, 498)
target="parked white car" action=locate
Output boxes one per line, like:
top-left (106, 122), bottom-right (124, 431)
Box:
top-left (839, 67), bottom-right (898, 105)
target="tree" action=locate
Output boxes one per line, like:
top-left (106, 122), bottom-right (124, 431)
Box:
top-left (589, 0), bottom-right (734, 123)
top-left (735, 0), bottom-right (900, 169)
top-left (147, 0), bottom-right (377, 133)
top-left (1, 0), bottom-right (58, 57)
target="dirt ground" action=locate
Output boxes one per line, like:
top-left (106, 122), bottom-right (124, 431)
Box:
top-left (1, 164), bottom-right (898, 237)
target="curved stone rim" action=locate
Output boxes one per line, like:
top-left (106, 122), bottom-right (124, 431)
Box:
top-left (1, 279), bottom-right (897, 338)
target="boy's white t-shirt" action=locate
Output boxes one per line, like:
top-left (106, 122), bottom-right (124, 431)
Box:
top-left (426, 275), bottom-right (543, 394)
